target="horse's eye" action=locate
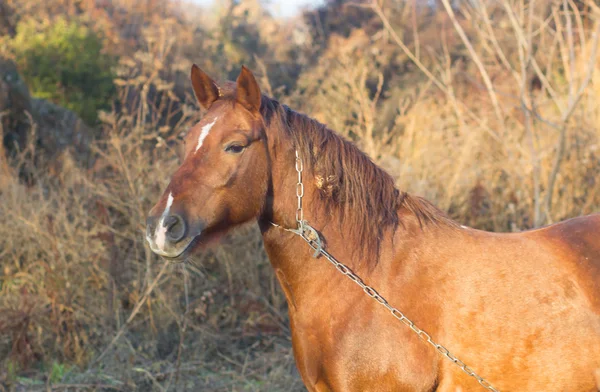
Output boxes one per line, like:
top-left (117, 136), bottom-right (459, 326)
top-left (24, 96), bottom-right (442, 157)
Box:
top-left (225, 143), bottom-right (246, 154)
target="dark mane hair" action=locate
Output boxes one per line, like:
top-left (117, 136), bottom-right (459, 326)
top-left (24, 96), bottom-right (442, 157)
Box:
top-left (258, 95), bottom-right (456, 266)
top-left (219, 84), bottom-right (454, 266)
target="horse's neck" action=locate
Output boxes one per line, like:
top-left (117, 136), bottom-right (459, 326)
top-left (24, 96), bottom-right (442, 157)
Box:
top-left (258, 146), bottom-right (410, 313)
top-left (258, 147), bottom-right (349, 308)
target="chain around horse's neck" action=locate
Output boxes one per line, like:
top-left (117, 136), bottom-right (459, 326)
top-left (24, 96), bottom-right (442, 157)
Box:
top-left (269, 150), bottom-right (500, 392)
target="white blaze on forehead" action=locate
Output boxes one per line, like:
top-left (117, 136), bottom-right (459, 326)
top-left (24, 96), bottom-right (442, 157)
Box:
top-left (154, 192), bottom-right (174, 250)
top-left (195, 117), bottom-right (218, 153)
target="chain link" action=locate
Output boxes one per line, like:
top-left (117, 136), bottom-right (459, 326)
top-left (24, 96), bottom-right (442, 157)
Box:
top-left (295, 150), bottom-right (304, 226)
top-left (273, 150), bottom-right (500, 392)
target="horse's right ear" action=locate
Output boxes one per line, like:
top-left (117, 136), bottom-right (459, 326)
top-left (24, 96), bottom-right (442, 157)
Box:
top-left (190, 64), bottom-right (220, 110)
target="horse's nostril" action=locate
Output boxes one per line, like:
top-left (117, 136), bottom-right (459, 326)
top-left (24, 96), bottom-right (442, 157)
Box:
top-left (164, 214), bottom-right (187, 242)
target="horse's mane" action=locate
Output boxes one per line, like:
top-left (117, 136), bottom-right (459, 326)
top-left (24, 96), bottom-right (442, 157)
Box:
top-left (218, 83), bottom-right (454, 266)
top-left (259, 95), bottom-right (456, 266)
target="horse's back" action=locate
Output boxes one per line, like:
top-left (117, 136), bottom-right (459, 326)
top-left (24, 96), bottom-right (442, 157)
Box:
top-left (437, 213), bottom-right (600, 391)
top-left (520, 214), bottom-right (600, 390)
top-left (531, 213), bottom-right (600, 311)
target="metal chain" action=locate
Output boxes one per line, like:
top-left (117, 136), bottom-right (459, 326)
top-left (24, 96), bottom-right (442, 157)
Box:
top-left (295, 150), bottom-right (304, 226)
top-left (272, 150), bottom-right (500, 392)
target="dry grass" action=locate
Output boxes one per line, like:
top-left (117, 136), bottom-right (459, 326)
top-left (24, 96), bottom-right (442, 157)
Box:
top-left (1, 0), bottom-right (599, 391)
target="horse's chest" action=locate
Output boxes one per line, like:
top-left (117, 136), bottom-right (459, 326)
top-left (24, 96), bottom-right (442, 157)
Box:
top-left (289, 310), bottom-right (438, 392)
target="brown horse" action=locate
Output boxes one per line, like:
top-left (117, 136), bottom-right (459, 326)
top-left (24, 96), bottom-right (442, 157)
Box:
top-left (146, 65), bottom-right (600, 391)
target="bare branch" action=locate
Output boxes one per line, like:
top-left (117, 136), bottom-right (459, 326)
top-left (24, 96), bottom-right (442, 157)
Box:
top-left (367, 0), bottom-right (504, 144)
top-left (441, 0), bottom-right (505, 129)
top-left (542, 17), bottom-right (600, 223)
top-left (369, 0), bottom-right (446, 93)
top-left (501, 0), bottom-right (563, 112)
top-left (565, 0), bottom-right (576, 99)
top-left (474, 0), bottom-right (519, 81)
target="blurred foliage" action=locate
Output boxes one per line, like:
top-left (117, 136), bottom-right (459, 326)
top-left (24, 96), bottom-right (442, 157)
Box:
top-left (7, 17), bottom-right (116, 125)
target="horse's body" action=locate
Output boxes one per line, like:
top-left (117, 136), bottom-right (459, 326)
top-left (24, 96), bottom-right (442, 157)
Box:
top-left (147, 66), bottom-right (600, 391)
top-left (263, 212), bottom-right (600, 391)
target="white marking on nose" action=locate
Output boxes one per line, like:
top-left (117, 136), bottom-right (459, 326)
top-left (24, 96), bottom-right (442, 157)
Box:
top-left (195, 117), bottom-right (218, 153)
top-left (460, 225), bottom-right (469, 229)
top-left (155, 192), bottom-right (174, 250)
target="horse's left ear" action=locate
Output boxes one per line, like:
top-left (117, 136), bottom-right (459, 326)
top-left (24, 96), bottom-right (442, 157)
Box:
top-left (236, 66), bottom-right (261, 113)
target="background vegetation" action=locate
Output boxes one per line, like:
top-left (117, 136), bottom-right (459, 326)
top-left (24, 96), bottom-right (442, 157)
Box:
top-left (0, 0), bottom-right (599, 390)
top-left (8, 17), bottom-right (117, 125)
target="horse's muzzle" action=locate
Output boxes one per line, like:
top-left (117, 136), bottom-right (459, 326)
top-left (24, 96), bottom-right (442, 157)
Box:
top-left (145, 213), bottom-right (199, 259)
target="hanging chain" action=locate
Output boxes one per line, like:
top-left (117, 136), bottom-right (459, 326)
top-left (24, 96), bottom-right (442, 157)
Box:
top-left (271, 150), bottom-right (500, 392)
top-left (295, 150), bottom-right (304, 227)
